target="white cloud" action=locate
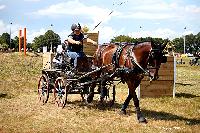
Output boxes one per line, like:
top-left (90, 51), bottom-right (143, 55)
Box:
top-left (24, 0), bottom-right (41, 2)
top-left (185, 5), bottom-right (200, 13)
top-left (128, 28), bottom-right (178, 39)
top-left (119, 12), bottom-right (176, 20)
top-left (0, 20), bottom-right (22, 39)
top-left (93, 26), bottom-right (125, 44)
top-left (116, 0), bottom-right (200, 21)
top-left (32, 0), bottom-right (117, 25)
top-left (0, 5), bottom-right (6, 10)
top-left (0, 20), bottom-right (7, 34)
top-left (0, 20), bottom-right (46, 43)
top-left (27, 28), bottom-right (46, 42)
top-left (58, 29), bottom-right (71, 43)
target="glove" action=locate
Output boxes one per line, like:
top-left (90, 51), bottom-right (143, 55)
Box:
top-left (92, 41), bottom-right (97, 45)
top-left (75, 41), bottom-right (81, 45)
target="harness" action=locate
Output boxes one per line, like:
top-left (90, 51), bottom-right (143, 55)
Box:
top-left (112, 43), bottom-right (127, 68)
top-left (95, 43), bottom-right (160, 83)
top-left (111, 43), bottom-right (149, 75)
top-left (126, 45), bottom-right (150, 75)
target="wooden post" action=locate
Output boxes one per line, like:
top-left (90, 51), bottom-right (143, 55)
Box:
top-left (24, 28), bottom-right (26, 56)
top-left (19, 29), bottom-right (22, 53)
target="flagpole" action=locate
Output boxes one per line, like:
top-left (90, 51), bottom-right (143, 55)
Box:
top-left (183, 27), bottom-right (186, 54)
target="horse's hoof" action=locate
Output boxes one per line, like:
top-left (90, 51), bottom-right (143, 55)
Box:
top-left (108, 101), bottom-right (114, 107)
top-left (138, 117), bottom-right (147, 124)
top-left (119, 110), bottom-right (126, 115)
top-left (86, 95), bottom-right (93, 103)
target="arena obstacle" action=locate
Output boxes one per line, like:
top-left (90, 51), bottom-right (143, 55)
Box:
top-left (138, 56), bottom-right (176, 98)
top-left (83, 31), bottom-right (99, 56)
top-left (18, 28), bottom-right (27, 56)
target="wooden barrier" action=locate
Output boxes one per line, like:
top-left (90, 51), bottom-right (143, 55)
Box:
top-left (83, 32), bottom-right (99, 56)
top-left (42, 52), bottom-right (55, 70)
top-left (139, 56), bottom-right (176, 98)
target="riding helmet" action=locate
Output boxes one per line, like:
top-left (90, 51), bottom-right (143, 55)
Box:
top-left (71, 23), bottom-right (81, 31)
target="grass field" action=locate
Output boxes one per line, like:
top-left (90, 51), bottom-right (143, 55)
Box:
top-left (0, 52), bottom-right (200, 133)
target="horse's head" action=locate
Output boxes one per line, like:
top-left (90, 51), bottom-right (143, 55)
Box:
top-left (148, 40), bottom-right (168, 80)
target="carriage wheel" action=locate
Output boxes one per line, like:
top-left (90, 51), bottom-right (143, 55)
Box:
top-left (38, 74), bottom-right (49, 104)
top-left (105, 84), bottom-right (116, 106)
top-left (54, 78), bottom-right (68, 108)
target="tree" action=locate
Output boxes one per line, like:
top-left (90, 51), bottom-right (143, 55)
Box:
top-left (0, 33), bottom-right (10, 48)
top-left (11, 36), bottom-right (19, 50)
top-left (172, 37), bottom-right (184, 53)
top-left (32, 35), bottom-right (45, 51)
top-left (32, 30), bottom-right (61, 52)
top-left (194, 33), bottom-right (200, 54)
top-left (172, 32), bottom-right (200, 54)
top-left (44, 30), bottom-right (61, 51)
top-left (111, 35), bottom-right (132, 43)
top-left (110, 35), bottom-right (166, 46)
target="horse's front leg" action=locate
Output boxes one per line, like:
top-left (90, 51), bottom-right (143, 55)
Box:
top-left (120, 94), bottom-right (132, 115)
top-left (128, 80), bottom-right (147, 123)
top-left (132, 91), bottom-right (147, 123)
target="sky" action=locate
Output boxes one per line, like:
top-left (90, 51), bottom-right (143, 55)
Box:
top-left (0, 0), bottom-right (200, 44)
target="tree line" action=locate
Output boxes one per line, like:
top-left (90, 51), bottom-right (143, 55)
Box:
top-left (0, 30), bottom-right (61, 52)
top-left (0, 30), bottom-right (200, 54)
top-left (111, 32), bottom-right (200, 54)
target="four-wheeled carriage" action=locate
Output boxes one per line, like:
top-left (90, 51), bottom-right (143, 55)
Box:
top-left (38, 32), bottom-right (116, 107)
top-left (38, 51), bottom-right (116, 107)
top-left (53, 56), bottom-right (116, 108)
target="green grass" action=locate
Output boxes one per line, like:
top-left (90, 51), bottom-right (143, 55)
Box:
top-left (0, 53), bottom-right (200, 133)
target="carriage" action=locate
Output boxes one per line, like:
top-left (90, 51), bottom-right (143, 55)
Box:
top-left (37, 44), bottom-right (116, 108)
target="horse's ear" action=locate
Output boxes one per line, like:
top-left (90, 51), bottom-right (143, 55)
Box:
top-left (162, 39), bottom-right (169, 51)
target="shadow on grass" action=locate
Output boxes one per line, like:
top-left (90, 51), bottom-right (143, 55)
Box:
top-left (65, 99), bottom-right (200, 126)
top-left (176, 82), bottom-right (193, 86)
top-left (142, 109), bottom-right (200, 125)
top-left (0, 93), bottom-right (7, 98)
top-left (65, 99), bottom-right (122, 111)
top-left (175, 92), bottom-right (200, 98)
top-left (0, 93), bottom-right (13, 99)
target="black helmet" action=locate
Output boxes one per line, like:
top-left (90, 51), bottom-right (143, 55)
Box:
top-left (71, 23), bottom-right (81, 31)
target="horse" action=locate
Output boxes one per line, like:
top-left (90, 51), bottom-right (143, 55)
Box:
top-left (90, 41), bottom-right (167, 123)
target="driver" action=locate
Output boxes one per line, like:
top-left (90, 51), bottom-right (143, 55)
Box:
top-left (64, 23), bottom-right (97, 69)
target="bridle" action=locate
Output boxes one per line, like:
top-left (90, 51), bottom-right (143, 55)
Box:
top-left (126, 45), bottom-right (163, 79)
top-left (147, 48), bottom-right (162, 69)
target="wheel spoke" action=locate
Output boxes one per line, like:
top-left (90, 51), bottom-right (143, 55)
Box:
top-left (54, 78), bottom-right (67, 108)
top-left (38, 74), bottom-right (49, 104)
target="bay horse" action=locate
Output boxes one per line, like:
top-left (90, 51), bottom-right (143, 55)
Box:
top-left (91, 41), bottom-right (167, 123)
